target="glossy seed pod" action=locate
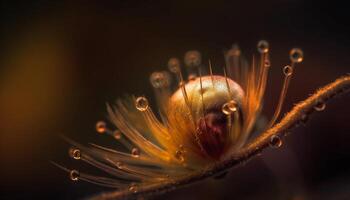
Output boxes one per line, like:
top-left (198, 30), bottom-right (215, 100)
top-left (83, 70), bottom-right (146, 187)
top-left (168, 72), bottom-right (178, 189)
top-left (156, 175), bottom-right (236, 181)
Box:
top-left (167, 75), bottom-right (244, 158)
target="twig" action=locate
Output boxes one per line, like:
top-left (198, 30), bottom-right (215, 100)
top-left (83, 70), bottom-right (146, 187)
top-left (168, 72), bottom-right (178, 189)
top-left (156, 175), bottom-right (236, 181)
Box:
top-left (88, 75), bottom-right (350, 200)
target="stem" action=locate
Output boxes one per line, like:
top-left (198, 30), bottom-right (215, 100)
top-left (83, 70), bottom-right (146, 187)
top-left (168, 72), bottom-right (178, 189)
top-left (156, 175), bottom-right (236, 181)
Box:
top-left (88, 75), bottom-right (350, 200)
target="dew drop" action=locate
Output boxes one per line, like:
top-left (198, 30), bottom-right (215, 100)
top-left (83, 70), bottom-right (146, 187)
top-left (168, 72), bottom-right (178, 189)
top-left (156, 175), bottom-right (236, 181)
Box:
top-left (168, 57), bottom-right (181, 73)
top-left (269, 135), bottom-right (282, 148)
top-left (135, 97), bottom-right (149, 112)
top-left (69, 148), bottom-right (81, 160)
top-left (184, 50), bottom-right (201, 67)
top-left (131, 148), bottom-right (140, 158)
top-left (69, 170), bottom-right (80, 181)
top-left (128, 183), bottom-right (138, 193)
top-left (175, 150), bottom-right (185, 163)
top-left (116, 161), bottom-right (124, 169)
top-left (290, 48), bottom-right (304, 63)
top-left (96, 121), bottom-right (106, 133)
top-left (314, 101), bottom-right (326, 111)
top-left (222, 100), bottom-right (238, 115)
top-left (257, 40), bottom-right (269, 53)
top-left (150, 72), bottom-right (169, 88)
top-left (283, 65), bottom-right (293, 76)
top-left (113, 130), bottom-right (122, 139)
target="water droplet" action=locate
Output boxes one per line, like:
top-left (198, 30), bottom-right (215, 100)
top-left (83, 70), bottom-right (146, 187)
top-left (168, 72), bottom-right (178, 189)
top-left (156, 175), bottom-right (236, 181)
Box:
top-left (269, 135), bottom-right (282, 148)
top-left (314, 101), bottom-right (326, 111)
top-left (257, 40), bottom-right (269, 53)
top-left (128, 183), bottom-right (138, 193)
top-left (290, 48), bottom-right (304, 63)
top-left (131, 148), bottom-right (140, 158)
top-left (175, 150), bottom-right (185, 163)
top-left (264, 59), bottom-right (271, 67)
top-left (96, 121), bottom-right (106, 133)
top-left (116, 161), bottom-right (123, 169)
top-left (222, 100), bottom-right (238, 115)
top-left (283, 65), bottom-right (293, 76)
top-left (113, 130), bottom-right (122, 139)
top-left (135, 97), bottom-right (149, 112)
top-left (150, 72), bottom-right (169, 88)
top-left (168, 57), bottom-right (180, 73)
top-left (69, 170), bottom-right (80, 181)
top-left (69, 148), bottom-right (81, 160)
top-left (184, 50), bottom-right (201, 67)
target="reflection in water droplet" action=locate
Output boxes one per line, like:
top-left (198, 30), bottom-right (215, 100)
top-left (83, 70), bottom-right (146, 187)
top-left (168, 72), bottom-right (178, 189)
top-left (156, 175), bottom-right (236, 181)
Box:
top-left (70, 170), bottom-right (80, 181)
top-left (135, 97), bottom-right (149, 112)
top-left (314, 101), bottom-right (326, 111)
top-left (269, 135), bottom-right (282, 148)
top-left (113, 130), bottom-right (122, 139)
top-left (222, 100), bottom-right (238, 115)
top-left (184, 50), bottom-right (201, 67)
top-left (131, 148), bottom-right (140, 158)
top-left (168, 57), bottom-right (180, 73)
top-left (96, 121), bottom-right (106, 133)
top-left (290, 48), bottom-right (304, 63)
top-left (69, 148), bottom-right (81, 160)
top-left (257, 40), bottom-right (269, 53)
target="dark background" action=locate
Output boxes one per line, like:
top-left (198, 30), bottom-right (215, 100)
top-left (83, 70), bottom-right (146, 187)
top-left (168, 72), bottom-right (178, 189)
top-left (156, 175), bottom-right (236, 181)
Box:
top-left (1, 0), bottom-right (350, 199)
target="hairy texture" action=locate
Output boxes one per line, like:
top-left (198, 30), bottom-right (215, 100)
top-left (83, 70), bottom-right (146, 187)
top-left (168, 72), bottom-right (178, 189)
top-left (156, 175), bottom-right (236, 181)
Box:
top-left (88, 75), bottom-right (350, 200)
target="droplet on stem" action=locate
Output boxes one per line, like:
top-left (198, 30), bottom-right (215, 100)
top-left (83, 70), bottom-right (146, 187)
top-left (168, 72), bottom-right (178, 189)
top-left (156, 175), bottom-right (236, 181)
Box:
top-left (131, 147), bottom-right (140, 158)
top-left (70, 170), bottom-right (80, 181)
top-left (314, 101), bottom-right (326, 111)
top-left (257, 40), bottom-right (269, 53)
top-left (113, 130), bottom-right (122, 139)
top-left (128, 183), bottom-right (138, 193)
top-left (269, 135), bottom-right (282, 148)
top-left (175, 150), bottom-right (185, 163)
top-left (150, 72), bottom-right (169, 88)
top-left (290, 48), bottom-right (304, 63)
top-left (168, 57), bottom-right (181, 73)
top-left (135, 97), bottom-right (149, 112)
top-left (69, 148), bottom-right (81, 160)
top-left (184, 50), bottom-right (201, 67)
top-left (283, 65), bottom-right (293, 76)
top-left (222, 100), bottom-right (238, 115)
top-left (96, 121), bottom-right (107, 133)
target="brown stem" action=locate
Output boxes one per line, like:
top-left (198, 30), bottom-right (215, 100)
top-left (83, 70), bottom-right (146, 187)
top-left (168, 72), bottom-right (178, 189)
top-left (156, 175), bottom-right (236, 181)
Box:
top-left (88, 75), bottom-right (350, 200)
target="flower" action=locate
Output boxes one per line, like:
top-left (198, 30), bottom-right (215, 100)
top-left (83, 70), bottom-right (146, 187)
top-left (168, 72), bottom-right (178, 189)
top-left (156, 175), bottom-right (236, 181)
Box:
top-left (56, 40), bottom-right (303, 192)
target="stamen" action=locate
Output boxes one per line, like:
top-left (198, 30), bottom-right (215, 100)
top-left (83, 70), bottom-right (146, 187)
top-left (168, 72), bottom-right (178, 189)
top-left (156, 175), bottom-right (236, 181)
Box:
top-left (184, 50), bottom-right (201, 78)
top-left (256, 40), bottom-right (271, 101)
top-left (149, 71), bottom-right (172, 122)
top-left (208, 59), bottom-right (214, 86)
top-left (225, 44), bottom-right (241, 82)
top-left (267, 48), bottom-right (304, 128)
top-left (223, 67), bottom-right (233, 99)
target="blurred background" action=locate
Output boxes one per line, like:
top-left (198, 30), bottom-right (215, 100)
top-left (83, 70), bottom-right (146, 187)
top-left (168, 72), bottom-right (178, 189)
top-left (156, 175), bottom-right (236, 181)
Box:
top-left (1, 0), bottom-right (350, 199)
